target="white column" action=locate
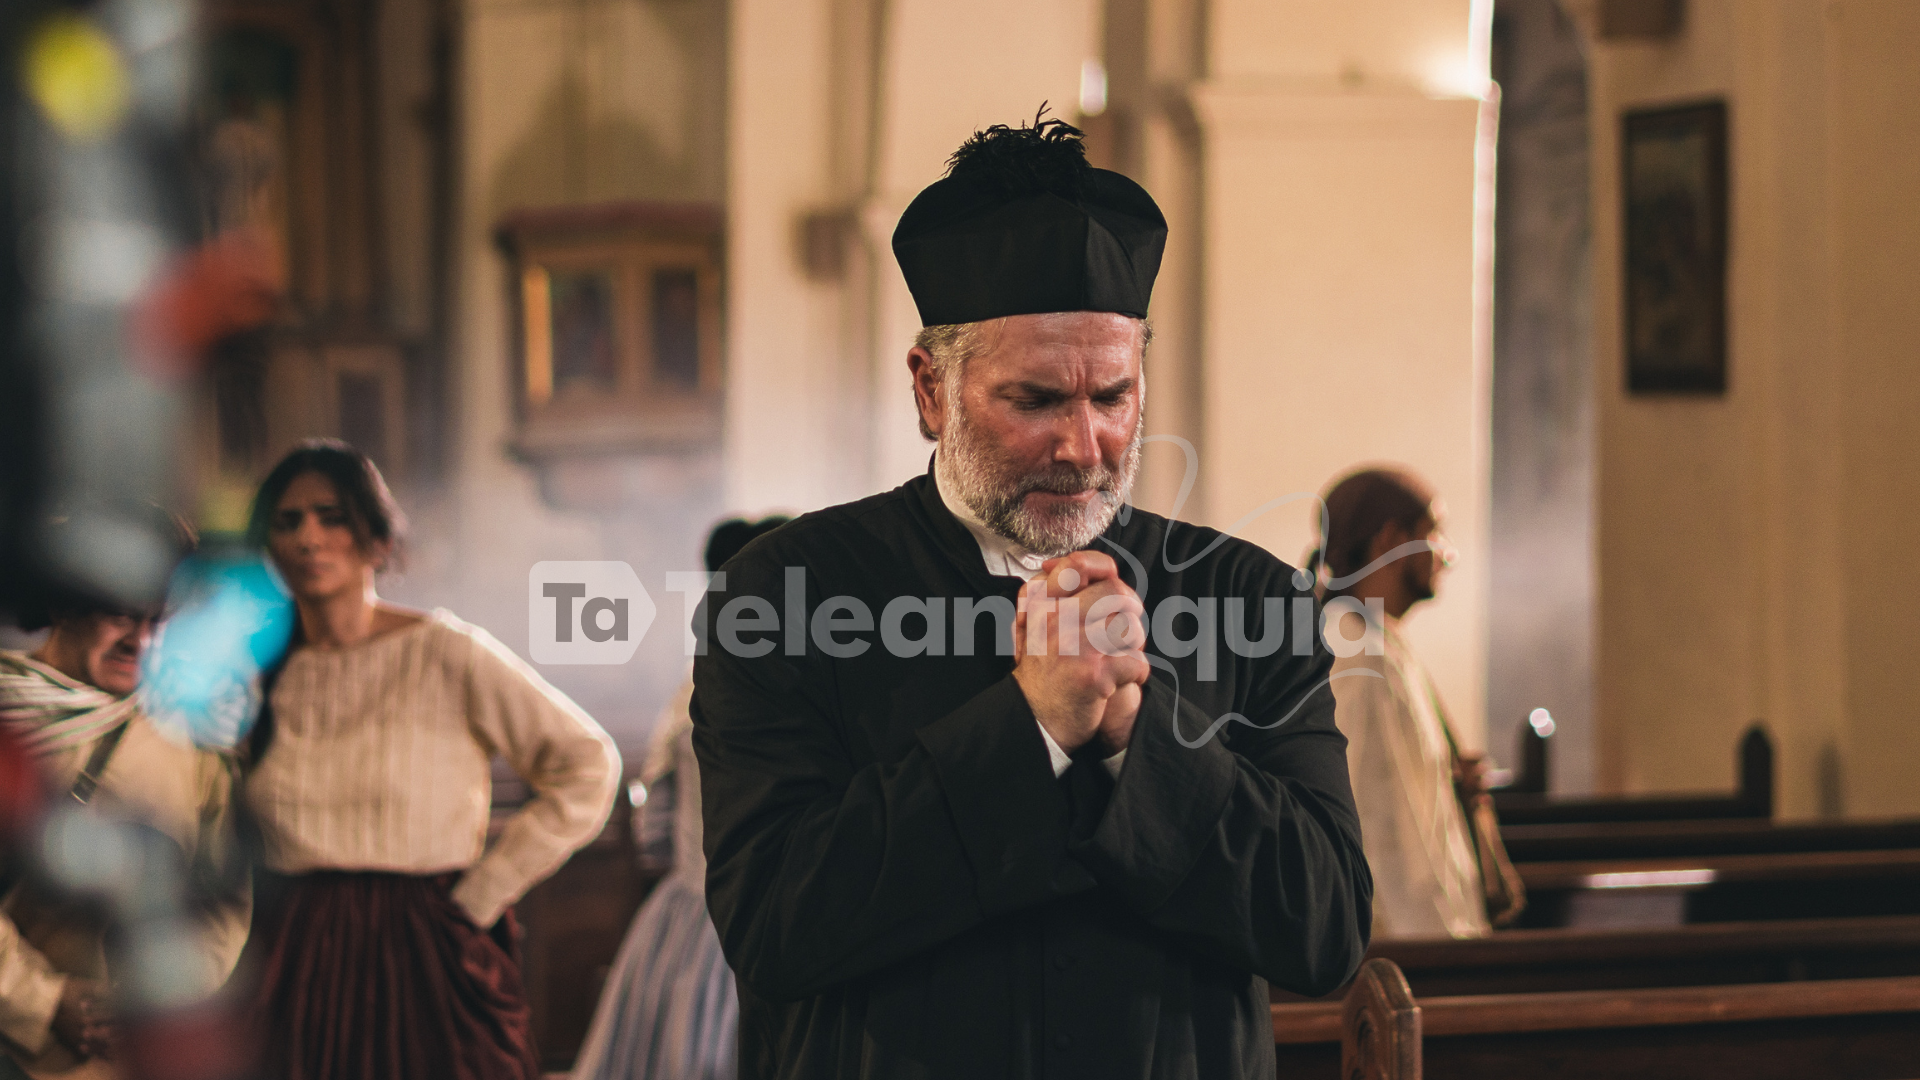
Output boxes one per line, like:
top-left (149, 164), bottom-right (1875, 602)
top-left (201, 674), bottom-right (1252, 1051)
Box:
top-left (1193, 0), bottom-right (1493, 746)
top-left (725, 0), bottom-right (849, 515)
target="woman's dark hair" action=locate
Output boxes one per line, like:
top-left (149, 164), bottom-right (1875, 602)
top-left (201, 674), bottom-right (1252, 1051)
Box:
top-left (247, 439), bottom-right (407, 571)
top-left (704, 516), bottom-right (791, 573)
top-left (1308, 467), bottom-right (1434, 597)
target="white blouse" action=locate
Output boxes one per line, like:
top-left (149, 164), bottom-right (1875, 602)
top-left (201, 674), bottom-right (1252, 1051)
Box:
top-left (244, 610), bottom-right (620, 926)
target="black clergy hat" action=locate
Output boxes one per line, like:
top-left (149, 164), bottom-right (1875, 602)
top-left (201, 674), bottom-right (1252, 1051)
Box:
top-left (891, 112), bottom-right (1167, 327)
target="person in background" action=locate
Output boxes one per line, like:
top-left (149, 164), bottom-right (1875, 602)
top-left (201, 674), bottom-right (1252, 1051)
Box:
top-left (0, 511), bottom-right (250, 1079)
top-left (240, 440), bottom-right (619, 1080)
top-left (1309, 467), bottom-right (1514, 940)
top-left (571, 515), bottom-right (789, 1080)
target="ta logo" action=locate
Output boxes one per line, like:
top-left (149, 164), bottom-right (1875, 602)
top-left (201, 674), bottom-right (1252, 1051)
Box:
top-left (528, 561), bottom-right (654, 665)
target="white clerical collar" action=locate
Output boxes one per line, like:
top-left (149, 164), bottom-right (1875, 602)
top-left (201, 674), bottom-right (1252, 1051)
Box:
top-left (933, 452), bottom-right (1049, 581)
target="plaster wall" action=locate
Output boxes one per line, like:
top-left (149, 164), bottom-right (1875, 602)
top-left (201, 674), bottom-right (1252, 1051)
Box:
top-left (725, 0), bottom-right (859, 516)
top-left (1579, 0), bottom-right (1920, 817)
top-left (1214, 0), bottom-right (1485, 94)
top-left (1123, 0), bottom-right (1208, 526)
top-left (1832, 0), bottom-right (1920, 818)
top-left (388, 0), bottom-right (732, 762)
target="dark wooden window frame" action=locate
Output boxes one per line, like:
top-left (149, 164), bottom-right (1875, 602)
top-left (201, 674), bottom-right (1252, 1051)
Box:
top-left (496, 202), bottom-right (725, 456)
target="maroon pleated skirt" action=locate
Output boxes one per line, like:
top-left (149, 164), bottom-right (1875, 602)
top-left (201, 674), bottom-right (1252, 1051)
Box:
top-left (245, 870), bottom-right (541, 1080)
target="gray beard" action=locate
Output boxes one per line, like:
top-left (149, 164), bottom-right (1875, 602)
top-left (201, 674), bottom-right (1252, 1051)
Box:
top-left (939, 406), bottom-right (1143, 558)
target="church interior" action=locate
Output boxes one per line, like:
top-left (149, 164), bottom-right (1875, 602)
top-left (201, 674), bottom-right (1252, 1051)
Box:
top-left (3, 0), bottom-right (1920, 1076)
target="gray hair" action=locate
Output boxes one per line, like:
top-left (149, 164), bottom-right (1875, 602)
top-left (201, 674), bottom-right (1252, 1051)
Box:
top-left (912, 317), bottom-right (1152, 441)
top-left (913, 320), bottom-right (997, 440)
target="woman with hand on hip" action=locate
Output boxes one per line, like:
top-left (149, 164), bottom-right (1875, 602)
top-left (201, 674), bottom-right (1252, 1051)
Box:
top-left (242, 440), bottom-right (619, 1080)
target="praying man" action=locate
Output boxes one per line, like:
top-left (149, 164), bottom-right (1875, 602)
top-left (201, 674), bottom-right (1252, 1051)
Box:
top-left (691, 115), bottom-right (1373, 1080)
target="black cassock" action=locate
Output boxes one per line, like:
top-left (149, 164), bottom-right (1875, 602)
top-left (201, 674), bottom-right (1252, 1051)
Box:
top-left (690, 470), bottom-right (1373, 1080)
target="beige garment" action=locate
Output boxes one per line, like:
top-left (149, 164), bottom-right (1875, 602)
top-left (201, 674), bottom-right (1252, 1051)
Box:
top-left (243, 609), bottom-right (619, 928)
top-left (641, 679), bottom-right (705, 889)
top-left (1330, 617), bottom-right (1490, 940)
top-left (0, 709), bottom-right (250, 1063)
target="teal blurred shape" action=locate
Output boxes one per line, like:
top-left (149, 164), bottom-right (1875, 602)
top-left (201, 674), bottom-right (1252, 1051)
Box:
top-left (139, 551), bottom-right (295, 750)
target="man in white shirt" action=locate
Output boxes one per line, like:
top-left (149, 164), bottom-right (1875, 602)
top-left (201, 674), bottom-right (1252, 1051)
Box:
top-left (1312, 467), bottom-right (1495, 940)
top-left (1, 519), bottom-right (250, 1077)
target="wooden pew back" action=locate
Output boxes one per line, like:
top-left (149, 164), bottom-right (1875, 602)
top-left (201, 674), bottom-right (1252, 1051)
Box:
top-left (1515, 847), bottom-right (1920, 926)
top-left (1494, 724), bottom-right (1772, 826)
top-left (1374, 914), bottom-right (1920, 996)
top-left (1503, 816), bottom-right (1920, 864)
top-left (1341, 959), bottom-right (1419, 1080)
top-left (1417, 975), bottom-right (1920, 1080)
top-left (1274, 962), bottom-right (1920, 1080)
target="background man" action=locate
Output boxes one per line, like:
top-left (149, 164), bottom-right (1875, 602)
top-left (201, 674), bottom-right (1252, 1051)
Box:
top-left (691, 116), bottom-right (1372, 1080)
top-left (0, 514), bottom-right (250, 1077)
top-left (1311, 467), bottom-right (1515, 939)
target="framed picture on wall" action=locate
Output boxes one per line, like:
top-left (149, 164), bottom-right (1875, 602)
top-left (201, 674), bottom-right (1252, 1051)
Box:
top-left (1622, 100), bottom-right (1728, 394)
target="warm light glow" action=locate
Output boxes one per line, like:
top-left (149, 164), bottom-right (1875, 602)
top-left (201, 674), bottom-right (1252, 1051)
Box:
top-left (1079, 59), bottom-right (1108, 117)
top-left (25, 13), bottom-right (130, 141)
top-left (1581, 869), bottom-right (1718, 890)
top-left (522, 265), bottom-right (553, 405)
top-left (1467, 0), bottom-right (1494, 92)
top-left (1421, 0), bottom-right (1495, 99)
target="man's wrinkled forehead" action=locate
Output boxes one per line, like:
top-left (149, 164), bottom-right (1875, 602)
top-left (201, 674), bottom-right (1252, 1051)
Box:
top-left (963, 312), bottom-right (1146, 388)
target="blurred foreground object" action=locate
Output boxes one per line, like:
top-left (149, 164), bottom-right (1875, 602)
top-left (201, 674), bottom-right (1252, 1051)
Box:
top-left (139, 552), bottom-right (294, 750)
top-left (23, 12), bottom-right (130, 142)
top-left (0, 727), bottom-right (44, 839)
top-left (2, 644), bottom-right (255, 1079)
top-left (15, 802), bottom-right (252, 1080)
top-left (3, 4), bottom-right (264, 1075)
top-left (2, 0), bottom-right (277, 629)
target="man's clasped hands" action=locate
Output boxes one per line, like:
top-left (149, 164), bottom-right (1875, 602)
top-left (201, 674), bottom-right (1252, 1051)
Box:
top-left (1011, 551), bottom-right (1151, 760)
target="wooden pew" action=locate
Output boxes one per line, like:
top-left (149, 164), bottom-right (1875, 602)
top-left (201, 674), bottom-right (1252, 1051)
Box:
top-left (1272, 914), bottom-right (1920, 1002)
top-left (516, 819), bottom-right (657, 1069)
top-left (1273, 962), bottom-right (1920, 1080)
top-left (1493, 723), bottom-right (1773, 826)
top-left (1271, 959), bottom-right (1420, 1080)
top-left (1370, 914), bottom-right (1920, 997)
top-left (1413, 977), bottom-right (1920, 1080)
top-left (1498, 800), bottom-right (1920, 926)
top-left (1515, 846), bottom-right (1920, 926)
top-left (1503, 816), bottom-right (1920, 864)
top-left (1342, 958), bottom-right (1419, 1080)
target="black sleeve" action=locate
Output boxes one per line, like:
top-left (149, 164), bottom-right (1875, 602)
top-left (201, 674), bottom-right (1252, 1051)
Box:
top-left (691, 557), bottom-right (1092, 1003)
top-left (1063, 577), bottom-right (1374, 997)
